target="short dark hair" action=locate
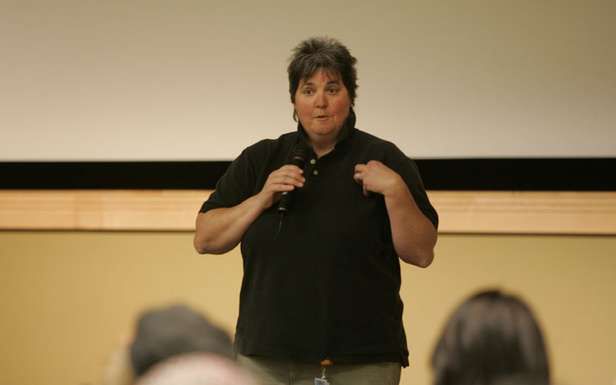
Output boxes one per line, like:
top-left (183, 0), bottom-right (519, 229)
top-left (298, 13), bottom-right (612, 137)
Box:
top-left (130, 304), bottom-right (233, 377)
top-left (287, 37), bottom-right (358, 105)
top-left (431, 290), bottom-right (550, 385)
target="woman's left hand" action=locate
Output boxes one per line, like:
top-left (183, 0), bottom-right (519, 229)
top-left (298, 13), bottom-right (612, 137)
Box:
top-left (353, 160), bottom-right (405, 197)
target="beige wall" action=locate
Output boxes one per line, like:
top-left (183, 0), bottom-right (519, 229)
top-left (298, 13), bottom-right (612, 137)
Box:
top-left (1, 231), bottom-right (614, 385)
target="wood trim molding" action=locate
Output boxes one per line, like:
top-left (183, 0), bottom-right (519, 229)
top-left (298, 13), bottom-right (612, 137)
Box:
top-left (0, 190), bottom-right (615, 234)
top-left (0, 190), bottom-right (208, 231)
top-left (430, 191), bottom-right (616, 235)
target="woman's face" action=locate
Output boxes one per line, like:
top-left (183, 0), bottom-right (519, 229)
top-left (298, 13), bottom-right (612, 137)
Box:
top-left (294, 69), bottom-right (351, 144)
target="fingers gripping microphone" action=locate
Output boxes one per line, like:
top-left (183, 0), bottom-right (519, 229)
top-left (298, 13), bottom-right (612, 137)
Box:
top-left (278, 143), bottom-right (309, 213)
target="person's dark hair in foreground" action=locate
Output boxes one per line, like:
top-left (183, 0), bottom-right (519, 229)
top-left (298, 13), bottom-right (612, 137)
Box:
top-left (130, 304), bottom-right (234, 377)
top-left (431, 290), bottom-right (550, 385)
top-left (490, 373), bottom-right (551, 385)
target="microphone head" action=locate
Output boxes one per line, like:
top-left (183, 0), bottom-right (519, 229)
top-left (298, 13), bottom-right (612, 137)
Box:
top-left (289, 141), bottom-right (309, 168)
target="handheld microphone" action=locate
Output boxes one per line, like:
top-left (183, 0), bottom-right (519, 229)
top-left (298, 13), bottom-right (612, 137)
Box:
top-left (278, 143), bottom-right (309, 213)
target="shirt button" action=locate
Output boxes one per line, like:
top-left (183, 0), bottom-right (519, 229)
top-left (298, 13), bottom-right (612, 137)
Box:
top-left (313, 170), bottom-right (319, 176)
top-left (310, 159), bottom-right (316, 165)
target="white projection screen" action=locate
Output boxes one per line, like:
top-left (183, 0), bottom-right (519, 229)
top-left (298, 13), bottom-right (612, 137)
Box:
top-left (1, 1), bottom-right (615, 161)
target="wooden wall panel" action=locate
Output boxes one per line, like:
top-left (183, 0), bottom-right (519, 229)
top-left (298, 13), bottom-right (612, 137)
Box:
top-left (0, 190), bottom-right (615, 234)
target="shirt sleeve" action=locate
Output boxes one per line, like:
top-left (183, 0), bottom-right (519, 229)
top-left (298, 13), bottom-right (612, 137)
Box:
top-left (383, 142), bottom-right (439, 229)
top-left (199, 147), bottom-right (258, 213)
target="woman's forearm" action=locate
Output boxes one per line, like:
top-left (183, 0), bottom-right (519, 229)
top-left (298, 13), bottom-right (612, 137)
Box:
top-left (194, 165), bottom-right (305, 254)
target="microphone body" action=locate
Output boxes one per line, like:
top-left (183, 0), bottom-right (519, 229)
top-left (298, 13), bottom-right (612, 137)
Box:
top-left (278, 144), bottom-right (309, 213)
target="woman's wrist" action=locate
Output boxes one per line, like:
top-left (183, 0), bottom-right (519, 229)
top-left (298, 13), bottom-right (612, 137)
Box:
top-left (383, 175), bottom-right (409, 200)
top-left (250, 190), bottom-right (275, 213)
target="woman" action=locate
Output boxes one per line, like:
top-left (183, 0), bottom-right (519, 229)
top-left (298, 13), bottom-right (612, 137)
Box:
top-left (194, 37), bottom-right (438, 385)
top-left (431, 290), bottom-right (551, 385)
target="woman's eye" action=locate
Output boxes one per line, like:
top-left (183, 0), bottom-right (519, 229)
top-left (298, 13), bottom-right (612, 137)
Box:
top-left (302, 89), bottom-right (314, 95)
top-left (327, 88), bottom-right (339, 94)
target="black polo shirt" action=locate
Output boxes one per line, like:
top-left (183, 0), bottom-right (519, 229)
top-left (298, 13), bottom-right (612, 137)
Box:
top-left (200, 115), bottom-right (438, 367)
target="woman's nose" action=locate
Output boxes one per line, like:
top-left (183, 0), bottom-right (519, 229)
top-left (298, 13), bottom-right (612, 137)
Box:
top-left (314, 91), bottom-right (327, 107)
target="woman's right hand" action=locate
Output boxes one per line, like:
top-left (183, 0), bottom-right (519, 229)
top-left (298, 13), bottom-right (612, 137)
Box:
top-left (256, 165), bottom-right (305, 209)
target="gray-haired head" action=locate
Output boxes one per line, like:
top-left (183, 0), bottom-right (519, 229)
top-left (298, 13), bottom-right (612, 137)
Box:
top-left (135, 353), bottom-right (257, 385)
top-left (287, 36), bottom-right (358, 109)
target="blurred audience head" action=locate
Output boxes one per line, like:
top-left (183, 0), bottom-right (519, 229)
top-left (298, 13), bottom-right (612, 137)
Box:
top-left (431, 289), bottom-right (550, 385)
top-left (134, 353), bottom-right (256, 385)
top-left (130, 303), bottom-right (234, 378)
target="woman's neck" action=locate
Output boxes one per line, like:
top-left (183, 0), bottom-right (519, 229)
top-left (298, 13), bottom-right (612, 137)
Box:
top-left (309, 137), bottom-right (336, 158)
